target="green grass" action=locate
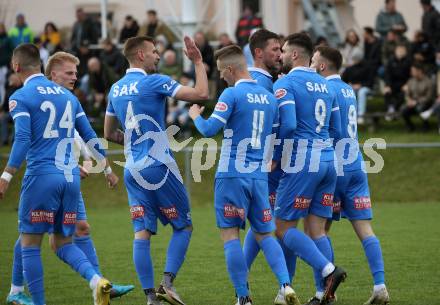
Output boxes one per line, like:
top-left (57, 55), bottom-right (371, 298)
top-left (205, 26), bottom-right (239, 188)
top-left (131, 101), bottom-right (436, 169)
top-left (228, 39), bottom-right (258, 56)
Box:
top-left (0, 204), bottom-right (439, 305)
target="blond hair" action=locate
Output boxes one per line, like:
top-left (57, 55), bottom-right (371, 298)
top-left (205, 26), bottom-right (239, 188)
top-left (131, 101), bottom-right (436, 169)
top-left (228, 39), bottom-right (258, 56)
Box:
top-left (45, 52), bottom-right (80, 79)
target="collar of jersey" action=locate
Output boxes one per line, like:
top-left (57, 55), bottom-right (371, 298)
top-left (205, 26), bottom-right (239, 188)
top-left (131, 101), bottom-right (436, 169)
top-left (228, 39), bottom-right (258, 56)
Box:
top-left (126, 68), bottom-right (147, 75)
top-left (326, 74), bottom-right (341, 80)
top-left (235, 79), bottom-right (257, 86)
top-left (24, 73), bottom-right (44, 86)
top-left (248, 67), bottom-right (272, 78)
top-left (289, 66), bottom-right (316, 73)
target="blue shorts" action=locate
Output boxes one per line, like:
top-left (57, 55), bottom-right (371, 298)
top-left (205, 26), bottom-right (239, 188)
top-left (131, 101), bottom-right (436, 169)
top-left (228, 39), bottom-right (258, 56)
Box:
top-left (18, 174), bottom-right (80, 236)
top-left (333, 170), bottom-right (372, 221)
top-left (124, 165), bottom-right (192, 234)
top-left (275, 161), bottom-right (336, 220)
top-left (214, 178), bottom-right (275, 233)
top-left (77, 192), bottom-right (87, 221)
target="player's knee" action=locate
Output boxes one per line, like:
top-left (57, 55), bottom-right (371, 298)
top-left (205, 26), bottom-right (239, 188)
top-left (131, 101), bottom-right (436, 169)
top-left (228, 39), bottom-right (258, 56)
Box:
top-left (48, 235), bottom-right (57, 253)
top-left (75, 221), bottom-right (91, 236)
top-left (182, 225), bottom-right (193, 232)
top-left (352, 220), bottom-right (375, 240)
top-left (254, 232), bottom-right (271, 243)
top-left (134, 229), bottom-right (152, 240)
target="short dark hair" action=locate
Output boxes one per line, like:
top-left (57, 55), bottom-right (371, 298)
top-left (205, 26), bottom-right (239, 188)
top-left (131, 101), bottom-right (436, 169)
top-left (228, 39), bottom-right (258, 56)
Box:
top-left (412, 62), bottom-right (426, 73)
top-left (315, 46), bottom-right (343, 71)
top-left (285, 32), bottom-right (314, 58)
top-left (249, 29), bottom-right (279, 57)
top-left (214, 44), bottom-right (243, 61)
top-left (13, 43), bottom-right (41, 71)
top-left (147, 9), bottom-right (157, 16)
top-left (123, 36), bottom-right (155, 62)
top-left (421, 0), bottom-right (431, 5)
top-left (364, 26), bottom-right (375, 36)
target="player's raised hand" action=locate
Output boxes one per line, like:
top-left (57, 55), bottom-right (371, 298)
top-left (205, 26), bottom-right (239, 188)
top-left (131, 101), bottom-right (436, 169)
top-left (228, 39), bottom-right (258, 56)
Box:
top-left (183, 36), bottom-right (203, 64)
top-left (106, 171), bottom-right (119, 189)
top-left (189, 104), bottom-right (205, 120)
top-left (0, 179), bottom-right (9, 199)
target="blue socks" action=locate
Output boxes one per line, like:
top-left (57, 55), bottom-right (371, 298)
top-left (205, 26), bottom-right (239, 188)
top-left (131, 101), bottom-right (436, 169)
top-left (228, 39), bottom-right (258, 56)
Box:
top-left (12, 237), bottom-right (24, 287)
top-left (224, 239), bottom-right (249, 297)
top-left (56, 243), bottom-right (97, 282)
top-left (278, 237), bottom-right (297, 283)
top-left (165, 229), bottom-right (192, 276)
top-left (362, 236), bottom-right (385, 285)
top-left (283, 228), bottom-right (329, 272)
top-left (73, 235), bottom-right (101, 275)
top-left (243, 229), bottom-right (260, 270)
top-left (259, 236), bottom-right (290, 286)
top-left (22, 247), bottom-right (45, 305)
top-left (312, 236), bottom-right (334, 292)
top-left (133, 239), bottom-right (154, 289)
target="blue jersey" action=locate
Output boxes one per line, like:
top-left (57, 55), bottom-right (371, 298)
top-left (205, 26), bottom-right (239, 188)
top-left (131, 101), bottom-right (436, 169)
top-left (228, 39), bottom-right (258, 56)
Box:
top-left (326, 75), bottom-right (363, 172)
top-left (194, 79), bottom-right (278, 180)
top-left (249, 67), bottom-right (274, 93)
top-left (274, 67), bottom-right (341, 166)
top-left (107, 69), bottom-right (182, 169)
top-left (7, 74), bottom-right (103, 176)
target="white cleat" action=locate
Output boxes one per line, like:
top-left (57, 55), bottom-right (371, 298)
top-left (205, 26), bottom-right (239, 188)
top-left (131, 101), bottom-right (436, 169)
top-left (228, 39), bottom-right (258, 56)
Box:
top-left (93, 278), bottom-right (112, 305)
top-left (274, 286), bottom-right (300, 305)
top-left (274, 288), bottom-right (287, 305)
top-left (363, 287), bottom-right (390, 305)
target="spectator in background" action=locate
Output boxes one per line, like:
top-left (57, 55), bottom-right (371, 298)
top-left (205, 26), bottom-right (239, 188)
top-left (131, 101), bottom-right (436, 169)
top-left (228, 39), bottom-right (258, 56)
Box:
top-left (381, 29), bottom-right (410, 67)
top-left (342, 50), bottom-right (372, 124)
top-left (401, 63), bottom-right (434, 131)
top-left (420, 49), bottom-right (440, 133)
top-left (0, 73), bottom-right (21, 146)
top-left (411, 31), bottom-right (436, 74)
top-left (315, 36), bottom-right (329, 47)
top-left (100, 38), bottom-right (127, 77)
top-left (119, 15), bottom-right (139, 44)
top-left (0, 23), bottom-right (13, 104)
top-left (420, 0), bottom-right (440, 49)
top-left (193, 31), bottom-right (214, 78)
top-left (375, 0), bottom-right (407, 39)
top-left (363, 27), bottom-right (382, 80)
top-left (41, 22), bottom-right (62, 54)
top-left (159, 49), bottom-right (182, 80)
top-left (235, 5), bottom-right (263, 47)
top-left (384, 44), bottom-right (412, 118)
top-left (34, 37), bottom-right (50, 68)
top-left (87, 57), bottom-right (118, 116)
top-left (8, 13), bottom-right (34, 48)
top-left (341, 29), bottom-right (364, 69)
top-left (215, 33), bottom-right (234, 97)
top-left (76, 42), bottom-right (96, 78)
top-left (71, 8), bottom-right (99, 54)
top-left (138, 10), bottom-right (177, 47)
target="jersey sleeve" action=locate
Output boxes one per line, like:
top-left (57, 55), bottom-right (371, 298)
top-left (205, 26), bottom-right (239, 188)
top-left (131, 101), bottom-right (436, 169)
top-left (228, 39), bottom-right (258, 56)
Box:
top-left (7, 94), bottom-right (32, 169)
top-left (194, 88), bottom-right (235, 137)
top-left (329, 94), bottom-right (342, 143)
top-left (73, 99), bottom-right (106, 160)
top-left (152, 74), bottom-right (182, 98)
top-left (274, 80), bottom-right (297, 139)
top-left (106, 93), bottom-right (116, 117)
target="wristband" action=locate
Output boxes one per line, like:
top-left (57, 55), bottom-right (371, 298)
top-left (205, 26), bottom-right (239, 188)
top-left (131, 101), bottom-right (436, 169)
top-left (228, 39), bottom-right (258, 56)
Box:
top-left (1, 172), bottom-right (13, 182)
top-left (103, 166), bottom-right (112, 176)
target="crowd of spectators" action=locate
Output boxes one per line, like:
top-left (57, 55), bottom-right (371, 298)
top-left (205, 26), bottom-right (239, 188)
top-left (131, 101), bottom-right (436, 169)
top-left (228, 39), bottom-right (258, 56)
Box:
top-left (1, 0), bottom-right (440, 147)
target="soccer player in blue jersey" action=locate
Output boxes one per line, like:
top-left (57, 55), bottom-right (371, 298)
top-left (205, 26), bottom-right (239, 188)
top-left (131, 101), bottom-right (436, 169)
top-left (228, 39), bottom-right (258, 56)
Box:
top-left (0, 44), bottom-right (118, 305)
top-left (310, 46), bottom-right (389, 305)
top-left (272, 33), bottom-right (346, 304)
top-left (104, 35), bottom-right (208, 305)
top-left (6, 51), bottom-right (133, 305)
top-left (188, 45), bottom-right (300, 305)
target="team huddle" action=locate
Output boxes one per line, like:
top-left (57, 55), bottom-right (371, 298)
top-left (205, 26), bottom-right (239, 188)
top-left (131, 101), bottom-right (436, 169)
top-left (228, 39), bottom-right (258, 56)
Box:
top-left (0, 30), bottom-right (389, 305)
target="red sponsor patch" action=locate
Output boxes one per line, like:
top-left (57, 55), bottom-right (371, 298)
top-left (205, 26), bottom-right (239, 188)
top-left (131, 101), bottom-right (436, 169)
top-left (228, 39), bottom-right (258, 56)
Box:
top-left (215, 102), bottom-right (228, 112)
top-left (275, 89), bottom-right (287, 99)
top-left (31, 210), bottom-right (54, 224)
top-left (9, 100), bottom-right (17, 112)
top-left (130, 205), bottom-right (145, 219)
top-left (263, 209), bottom-right (272, 222)
top-left (160, 206), bottom-right (178, 220)
top-left (321, 193), bottom-right (334, 206)
top-left (293, 197), bottom-right (311, 209)
top-left (333, 201), bottom-right (341, 213)
top-left (354, 197), bottom-right (371, 210)
top-left (63, 212), bottom-right (77, 225)
top-left (269, 192), bottom-right (277, 207)
top-left (224, 204), bottom-right (245, 220)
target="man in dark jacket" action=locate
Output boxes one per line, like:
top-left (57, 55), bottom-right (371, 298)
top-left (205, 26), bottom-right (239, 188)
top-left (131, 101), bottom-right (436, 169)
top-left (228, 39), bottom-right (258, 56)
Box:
top-left (71, 8), bottom-right (99, 54)
top-left (421, 0), bottom-right (440, 49)
top-left (100, 38), bottom-right (127, 77)
top-left (363, 27), bottom-right (382, 81)
top-left (375, 0), bottom-right (407, 39)
top-left (235, 6), bottom-right (263, 47)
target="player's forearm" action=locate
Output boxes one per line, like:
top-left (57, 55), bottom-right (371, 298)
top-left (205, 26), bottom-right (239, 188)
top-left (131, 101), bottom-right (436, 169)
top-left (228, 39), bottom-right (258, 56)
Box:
top-left (194, 116), bottom-right (223, 137)
top-left (104, 129), bottom-right (124, 146)
top-left (7, 133), bottom-right (31, 170)
top-left (193, 61), bottom-right (209, 100)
